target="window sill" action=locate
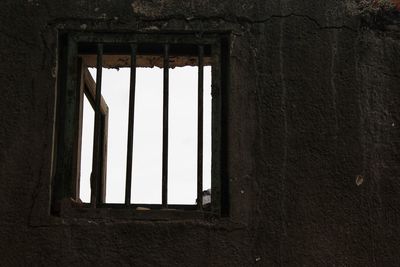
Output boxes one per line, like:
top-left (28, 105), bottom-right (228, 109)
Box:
top-left (57, 198), bottom-right (216, 221)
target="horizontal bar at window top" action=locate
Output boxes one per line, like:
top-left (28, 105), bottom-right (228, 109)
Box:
top-left (78, 43), bottom-right (212, 57)
top-left (81, 54), bottom-right (213, 69)
top-left (70, 33), bottom-right (220, 45)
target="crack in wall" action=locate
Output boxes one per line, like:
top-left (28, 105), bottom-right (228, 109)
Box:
top-left (138, 13), bottom-right (357, 31)
top-left (48, 12), bottom-right (357, 33)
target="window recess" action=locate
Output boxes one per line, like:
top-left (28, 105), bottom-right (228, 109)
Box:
top-left (52, 32), bottom-right (228, 218)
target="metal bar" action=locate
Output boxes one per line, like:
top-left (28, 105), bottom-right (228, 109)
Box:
top-left (73, 33), bottom-right (216, 47)
top-left (211, 41), bottom-right (222, 215)
top-left (125, 44), bottom-right (137, 205)
top-left (75, 60), bottom-right (85, 201)
top-left (162, 44), bottom-right (169, 208)
top-left (91, 43), bottom-right (103, 207)
top-left (99, 112), bottom-right (108, 203)
top-left (197, 45), bottom-right (204, 210)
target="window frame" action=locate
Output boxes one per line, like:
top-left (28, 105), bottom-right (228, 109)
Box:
top-left (77, 66), bottom-right (109, 204)
top-left (52, 32), bottom-right (229, 219)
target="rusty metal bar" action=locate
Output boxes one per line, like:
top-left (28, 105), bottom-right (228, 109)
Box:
top-left (91, 43), bottom-right (103, 206)
top-left (125, 44), bottom-right (137, 205)
top-left (162, 44), bottom-right (169, 208)
top-left (197, 45), bottom-right (204, 210)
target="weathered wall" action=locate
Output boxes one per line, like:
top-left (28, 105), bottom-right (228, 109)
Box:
top-left (0, 0), bottom-right (399, 266)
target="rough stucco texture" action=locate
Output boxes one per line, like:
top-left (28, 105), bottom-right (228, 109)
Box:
top-left (0, 0), bottom-right (400, 266)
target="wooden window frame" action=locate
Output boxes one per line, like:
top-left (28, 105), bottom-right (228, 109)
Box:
top-left (77, 66), bottom-right (109, 205)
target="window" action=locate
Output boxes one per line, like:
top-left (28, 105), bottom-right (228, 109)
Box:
top-left (52, 32), bottom-right (229, 218)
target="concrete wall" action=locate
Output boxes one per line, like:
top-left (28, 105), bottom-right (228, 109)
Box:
top-left (0, 0), bottom-right (399, 265)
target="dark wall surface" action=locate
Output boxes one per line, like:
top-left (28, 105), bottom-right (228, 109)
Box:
top-left (1, 0), bottom-right (399, 266)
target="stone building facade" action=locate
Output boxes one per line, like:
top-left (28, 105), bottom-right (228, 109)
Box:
top-left (0, 1), bottom-right (399, 266)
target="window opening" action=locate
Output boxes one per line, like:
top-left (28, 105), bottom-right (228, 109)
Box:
top-left (82, 66), bottom-right (212, 205)
top-left (53, 33), bottom-right (225, 215)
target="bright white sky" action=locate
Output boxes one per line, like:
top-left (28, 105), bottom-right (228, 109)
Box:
top-left (80, 66), bottom-right (211, 204)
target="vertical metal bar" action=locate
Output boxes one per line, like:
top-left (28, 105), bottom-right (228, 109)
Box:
top-left (211, 41), bottom-right (222, 215)
top-left (91, 43), bottom-right (103, 207)
top-left (75, 59), bottom-right (85, 201)
top-left (125, 44), bottom-right (137, 205)
top-left (197, 45), bottom-right (204, 210)
top-left (162, 44), bottom-right (169, 208)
